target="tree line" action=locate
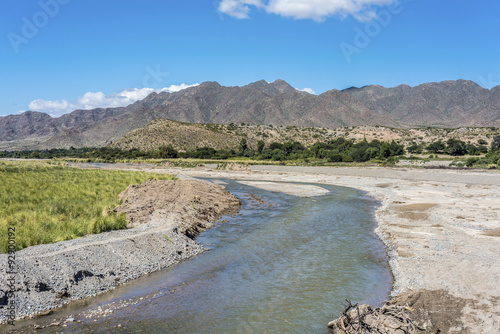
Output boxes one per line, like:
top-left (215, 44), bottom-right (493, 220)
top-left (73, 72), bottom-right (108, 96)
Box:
top-left (0, 138), bottom-right (404, 163)
top-left (1, 135), bottom-right (499, 165)
top-left (408, 138), bottom-right (491, 156)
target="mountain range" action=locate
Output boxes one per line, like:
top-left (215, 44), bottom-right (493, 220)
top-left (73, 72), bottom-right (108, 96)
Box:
top-left (1, 79), bottom-right (499, 150)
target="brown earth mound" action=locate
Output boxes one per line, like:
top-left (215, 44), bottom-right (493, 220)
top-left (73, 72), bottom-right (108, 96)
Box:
top-left (115, 179), bottom-right (241, 236)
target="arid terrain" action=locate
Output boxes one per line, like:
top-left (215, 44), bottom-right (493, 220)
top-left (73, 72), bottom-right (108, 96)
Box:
top-left (113, 119), bottom-right (500, 152)
top-left (134, 164), bottom-right (500, 333)
top-left (1, 163), bottom-right (499, 333)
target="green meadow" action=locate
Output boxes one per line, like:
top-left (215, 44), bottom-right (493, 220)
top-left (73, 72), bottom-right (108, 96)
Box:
top-left (0, 161), bottom-right (175, 253)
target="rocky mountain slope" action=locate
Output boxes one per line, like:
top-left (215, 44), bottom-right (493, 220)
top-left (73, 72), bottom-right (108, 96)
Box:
top-left (1, 79), bottom-right (499, 150)
top-left (344, 80), bottom-right (500, 127)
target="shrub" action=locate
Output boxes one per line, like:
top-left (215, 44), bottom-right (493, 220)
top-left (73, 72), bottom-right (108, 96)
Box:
top-left (466, 157), bottom-right (479, 167)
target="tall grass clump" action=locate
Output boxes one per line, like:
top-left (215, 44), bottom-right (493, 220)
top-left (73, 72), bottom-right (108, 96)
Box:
top-left (0, 161), bottom-right (175, 253)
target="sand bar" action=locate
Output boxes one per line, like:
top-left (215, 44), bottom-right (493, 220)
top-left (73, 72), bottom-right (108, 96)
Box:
top-left (236, 180), bottom-right (330, 197)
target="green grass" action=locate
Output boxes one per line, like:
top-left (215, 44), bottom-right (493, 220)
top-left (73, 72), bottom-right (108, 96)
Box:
top-left (0, 161), bottom-right (176, 253)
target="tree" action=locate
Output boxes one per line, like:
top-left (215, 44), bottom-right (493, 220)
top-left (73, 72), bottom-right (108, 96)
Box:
top-left (243, 148), bottom-right (255, 157)
top-left (238, 138), bottom-right (248, 156)
top-left (260, 148), bottom-right (273, 159)
top-left (158, 144), bottom-right (178, 159)
top-left (326, 151), bottom-right (343, 162)
top-left (477, 145), bottom-right (488, 154)
top-left (379, 142), bottom-right (391, 159)
top-left (491, 136), bottom-right (500, 151)
top-left (407, 142), bottom-right (423, 154)
top-left (271, 149), bottom-right (285, 161)
top-left (257, 140), bottom-right (265, 154)
top-left (445, 139), bottom-right (467, 156)
top-left (426, 140), bottom-right (445, 154)
top-left (389, 141), bottom-right (405, 156)
top-left (269, 142), bottom-right (283, 150)
top-left (365, 147), bottom-right (380, 160)
top-left (193, 147), bottom-right (216, 159)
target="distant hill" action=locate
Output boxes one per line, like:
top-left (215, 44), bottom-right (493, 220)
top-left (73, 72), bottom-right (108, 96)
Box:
top-left (112, 119), bottom-right (339, 151)
top-left (113, 119), bottom-right (243, 151)
top-left (1, 79), bottom-right (499, 151)
top-left (113, 119), bottom-right (500, 152)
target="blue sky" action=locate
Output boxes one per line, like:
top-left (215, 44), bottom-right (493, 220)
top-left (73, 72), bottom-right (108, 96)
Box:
top-left (1, 0), bottom-right (499, 116)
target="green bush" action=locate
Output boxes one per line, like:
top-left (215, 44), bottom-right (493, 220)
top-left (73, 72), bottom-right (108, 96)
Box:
top-left (466, 157), bottom-right (479, 167)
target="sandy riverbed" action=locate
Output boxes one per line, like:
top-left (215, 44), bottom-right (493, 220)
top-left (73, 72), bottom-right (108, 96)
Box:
top-left (140, 165), bottom-right (500, 333)
top-left (236, 180), bottom-right (330, 197)
top-left (4, 163), bottom-right (499, 333)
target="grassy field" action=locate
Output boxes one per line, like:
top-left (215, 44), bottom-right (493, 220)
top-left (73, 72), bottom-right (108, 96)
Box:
top-left (0, 161), bottom-right (175, 253)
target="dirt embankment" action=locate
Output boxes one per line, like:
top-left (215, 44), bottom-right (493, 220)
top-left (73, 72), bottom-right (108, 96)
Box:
top-left (0, 179), bottom-right (240, 324)
top-left (115, 179), bottom-right (241, 234)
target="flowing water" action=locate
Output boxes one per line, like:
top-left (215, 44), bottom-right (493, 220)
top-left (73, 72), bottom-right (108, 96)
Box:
top-left (6, 179), bottom-right (392, 334)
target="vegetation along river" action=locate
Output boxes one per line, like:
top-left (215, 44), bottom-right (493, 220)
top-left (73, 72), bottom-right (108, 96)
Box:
top-left (9, 179), bottom-right (392, 333)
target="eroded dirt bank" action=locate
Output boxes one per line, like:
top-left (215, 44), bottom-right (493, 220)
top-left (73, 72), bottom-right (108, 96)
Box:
top-left (0, 179), bottom-right (240, 325)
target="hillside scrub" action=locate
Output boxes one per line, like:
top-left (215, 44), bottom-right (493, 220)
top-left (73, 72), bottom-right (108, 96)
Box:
top-left (0, 161), bottom-right (176, 253)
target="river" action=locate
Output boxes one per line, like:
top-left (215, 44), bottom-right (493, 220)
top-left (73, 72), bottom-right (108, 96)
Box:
top-left (7, 179), bottom-right (392, 334)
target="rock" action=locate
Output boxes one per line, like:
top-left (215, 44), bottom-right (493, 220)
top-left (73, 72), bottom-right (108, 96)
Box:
top-left (34, 310), bottom-right (53, 317)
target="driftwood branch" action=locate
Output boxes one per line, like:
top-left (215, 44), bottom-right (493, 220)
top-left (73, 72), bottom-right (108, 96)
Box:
top-left (328, 299), bottom-right (424, 334)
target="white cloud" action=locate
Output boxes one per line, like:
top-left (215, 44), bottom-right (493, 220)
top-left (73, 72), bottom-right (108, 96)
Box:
top-left (28, 99), bottom-right (76, 116)
top-left (219, 0), bottom-right (395, 22)
top-left (218, 0), bottom-right (265, 19)
top-left (27, 84), bottom-right (199, 117)
top-left (297, 87), bottom-right (316, 95)
top-left (160, 83), bottom-right (199, 93)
